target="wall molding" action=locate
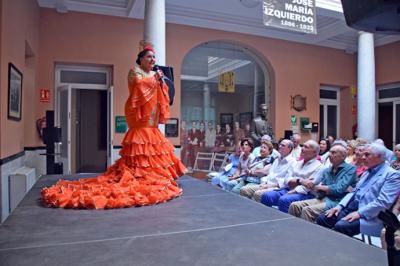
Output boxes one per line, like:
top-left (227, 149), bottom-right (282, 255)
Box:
top-left (0, 151), bottom-right (25, 166)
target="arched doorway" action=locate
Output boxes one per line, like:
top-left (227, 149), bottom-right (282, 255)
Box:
top-left (179, 41), bottom-right (273, 170)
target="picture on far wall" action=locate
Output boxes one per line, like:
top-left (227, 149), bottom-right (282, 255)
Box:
top-left (239, 112), bottom-right (253, 128)
top-left (220, 113), bottom-right (233, 128)
top-left (7, 63), bottom-right (23, 121)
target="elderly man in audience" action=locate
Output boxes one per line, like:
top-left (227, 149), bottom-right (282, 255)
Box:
top-left (222, 139), bottom-right (255, 191)
top-left (260, 140), bottom-right (323, 213)
top-left (316, 143), bottom-right (400, 237)
top-left (253, 135), bottom-right (280, 159)
top-left (240, 139), bottom-right (296, 202)
top-left (291, 133), bottom-right (302, 160)
top-left (288, 143), bottom-right (357, 222)
top-left (230, 141), bottom-right (274, 193)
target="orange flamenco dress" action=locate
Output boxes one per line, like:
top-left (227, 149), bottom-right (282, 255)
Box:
top-left (41, 66), bottom-right (186, 209)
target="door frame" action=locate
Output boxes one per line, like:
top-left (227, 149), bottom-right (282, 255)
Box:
top-left (319, 86), bottom-right (340, 138)
top-left (377, 83), bottom-right (400, 149)
top-left (55, 64), bottom-right (113, 174)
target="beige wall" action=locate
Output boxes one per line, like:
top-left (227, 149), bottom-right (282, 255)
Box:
top-left (0, 0), bottom-right (40, 158)
top-left (2, 7), bottom-right (400, 159)
top-left (35, 9), bottom-right (358, 148)
top-left (376, 41), bottom-right (400, 85)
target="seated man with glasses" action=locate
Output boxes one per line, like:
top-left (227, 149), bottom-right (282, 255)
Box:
top-left (259, 140), bottom-right (323, 213)
top-left (240, 139), bottom-right (296, 202)
top-left (316, 143), bottom-right (400, 237)
top-left (289, 142), bottom-right (357, 222)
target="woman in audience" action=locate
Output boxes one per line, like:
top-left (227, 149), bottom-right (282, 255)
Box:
top-left (211, 145), bottom-right (241, 190)
top-left (230, 140), bottom-right (274, 193)
top-left (390, 144), bottom-right (400, 170)
top-left (223, 139), bottom-right (255, 191)
top-left (319, 138), bottom-right (331, 165)
top-left (345, 139), bottom-right (357, 164)
top-left (353, 144), bottom-right (368, 179)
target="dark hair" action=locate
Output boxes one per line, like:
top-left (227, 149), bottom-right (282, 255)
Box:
top-left (136, 48), bottom-right (154, 65)
top-left (319, 138), bottom-right (331, 155)
top-left (240, 138), bottom-right (254, 152)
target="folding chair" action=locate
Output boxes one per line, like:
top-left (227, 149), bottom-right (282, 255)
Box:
top-left (211, 152), bottom-right (229, 172)
top-left (193, 152), bottom-right (214, 172)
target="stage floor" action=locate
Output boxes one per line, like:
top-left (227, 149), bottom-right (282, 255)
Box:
top-left (0, 174), bottom-right (387, 266)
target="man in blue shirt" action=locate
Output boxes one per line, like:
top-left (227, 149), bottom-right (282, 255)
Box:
top-left (316, 143), bottom-right (400, 237)
top-left (289, 143), bottom-right (357, 222)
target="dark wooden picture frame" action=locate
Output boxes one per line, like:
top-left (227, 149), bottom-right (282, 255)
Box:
top-left (8, 63), bottom-right (23, 121)
top-left (220, 113), bottom-right (233, 128)
top-left (239, 112), bottom-right (253, 128)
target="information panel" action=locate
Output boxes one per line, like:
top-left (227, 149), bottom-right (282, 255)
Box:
top-left (263, 0), bottom-right (317, 34)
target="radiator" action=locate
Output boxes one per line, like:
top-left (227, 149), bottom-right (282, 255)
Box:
top-left (8, 167), bottom-right (36, 213)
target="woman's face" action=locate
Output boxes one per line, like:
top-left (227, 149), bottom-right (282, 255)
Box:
top-left (241, 141), bottom-right (251, 154)
top-left (395, 147), bottom-right (400, 160)
top-left (319, 140), bottom-right (327, 153)
top-left (260, 143), bottom-right (270, 157)
top-left (140, 51), bottom-right (156, 71)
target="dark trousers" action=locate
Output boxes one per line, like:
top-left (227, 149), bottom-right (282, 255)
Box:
top-left (316, 199), bottom-right (360, 237)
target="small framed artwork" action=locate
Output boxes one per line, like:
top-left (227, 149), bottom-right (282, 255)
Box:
top-left (165, 118), bottom-right (179, 137)
top-left (220, 113), bottom-right (233, 128)
top-left (8, 63), bottom-right (23, 121)
top-left (239, 112), bottom-right (253, 128)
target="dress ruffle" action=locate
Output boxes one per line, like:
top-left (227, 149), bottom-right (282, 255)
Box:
top-left (41, 67), bottom-right (185, 209)
top-left (41, 128), bottom-right (185, 209)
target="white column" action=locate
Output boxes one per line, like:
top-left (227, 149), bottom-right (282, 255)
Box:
top-left (253, 65), bottom-right (259, 117)
top-left (203, 83), bottom-right (211, 122)
top-left (144, 0), bottom-right (166, 65)
top-left (357, 31), bottom-right (376, 141)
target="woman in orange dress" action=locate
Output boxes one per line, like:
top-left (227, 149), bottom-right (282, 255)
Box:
top-left (41, 46), bottom-right (186, 209)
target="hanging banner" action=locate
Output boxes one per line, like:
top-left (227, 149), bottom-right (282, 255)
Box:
top-left (218, 71), bottom-right (235, 93)
top-left (263, 0), bottom-right (317, 34)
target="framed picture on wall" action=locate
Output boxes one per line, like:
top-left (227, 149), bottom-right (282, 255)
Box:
top-left (8, 63), bottom-right (23, 121)
top-left (239, 112), bottom-right (253, 128)
top-left (220, 113), bottom-right (233, 128)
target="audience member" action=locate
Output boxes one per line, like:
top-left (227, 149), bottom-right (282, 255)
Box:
top-left (291, 133), bottom-right (302, 160)
top-left (233, 121), bottom-right (245, 147)
top-left (260, 140), bottom-right (323, 213)
top-left (240, 139), bottom-right (296, 201)
top-left (231, 141), bottom-right (274, 193)
top-left (319, 138), bottom-right (331, 166)
top-left (289, 143), bottom-right (356, 222)
top-left (316, 143), bottom-right (400, 237)
top-left (211, 145), bottom-right (241, 190)
top-left (390, 144), bottom-right (400, 171)
top-left (205, 121), bottom-right (216, 149)
top-left (223, 139), bottom-right (255, 191)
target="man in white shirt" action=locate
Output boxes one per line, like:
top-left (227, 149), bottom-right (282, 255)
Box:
top-left (260, 140), bottom-right (323, 213)
top-left (291, 133), bottom-right (302, 160)
top-left (240, 139), bottom-right (296, 202)
top-left (205, 121), bottom-right (216, 149)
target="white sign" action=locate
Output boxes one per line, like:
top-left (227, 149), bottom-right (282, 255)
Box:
top-left (263, 0), bottom-right (317, 34)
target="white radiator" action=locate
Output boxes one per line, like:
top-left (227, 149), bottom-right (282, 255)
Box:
top-left (8, 167), bottom-right (36, 212)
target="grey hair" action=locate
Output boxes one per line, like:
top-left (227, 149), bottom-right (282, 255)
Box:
top-left (305, 140), bottom-right (320, 155)
top-left (332, 140), bottom-right (348, 149)
top-left (281, 139), bottom-right (294, 150)
top-left (366, 143), bottom-right (387, 159)
top-left (261, 135), bottom-right (272, 142)
top-left (395, 144), bottom-right (400, 151)
top-left (331, 144), bottom-right (348, 158)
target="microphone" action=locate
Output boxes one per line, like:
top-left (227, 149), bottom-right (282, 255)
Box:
top-left (153, 65), bottom-right (164, 84)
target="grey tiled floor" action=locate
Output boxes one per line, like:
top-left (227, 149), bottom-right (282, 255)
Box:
top-left (0, 174), bottom-right (387, 266)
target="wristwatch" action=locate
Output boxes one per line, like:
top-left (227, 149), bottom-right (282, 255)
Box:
top-left (296, 178), bottom-right (301, 185)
